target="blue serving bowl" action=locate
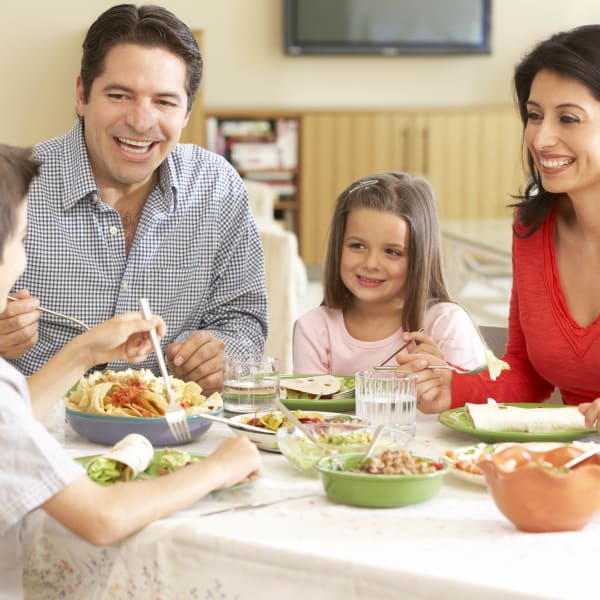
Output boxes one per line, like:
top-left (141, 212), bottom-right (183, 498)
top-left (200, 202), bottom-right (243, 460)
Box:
top-left (66, 407), bottom-right (223, 447)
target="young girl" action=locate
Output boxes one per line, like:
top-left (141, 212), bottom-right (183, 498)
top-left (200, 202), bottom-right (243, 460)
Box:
top-left (293, 172), bottom-right (485, 375)
top-left (0, 144), bottom-right (261, 600)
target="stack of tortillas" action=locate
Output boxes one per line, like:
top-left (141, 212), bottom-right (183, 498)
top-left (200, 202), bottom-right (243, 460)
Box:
top-left (280, 375), bottom-right (341, 398)
top-left (466, 401), bottom-right (587, 433)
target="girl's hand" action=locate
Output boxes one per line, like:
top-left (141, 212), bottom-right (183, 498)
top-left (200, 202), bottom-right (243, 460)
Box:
top-left (403, 330), bottom-right (443, 359)
top-left (78, 313), bottom-right (166, 368)
top-left (395, 352), bottom-right (452, 414)
top-left (578, 399), bottom-right (600, 431)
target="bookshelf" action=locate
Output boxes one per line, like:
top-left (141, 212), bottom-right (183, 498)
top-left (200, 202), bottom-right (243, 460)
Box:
top-left (204, 110), bottom-right (301, 238)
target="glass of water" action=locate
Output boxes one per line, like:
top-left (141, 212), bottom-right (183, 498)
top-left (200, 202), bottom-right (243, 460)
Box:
top-left (222, 355), bottom-right (279, 413)
top-left (355, 369), bottom-right (417, 437)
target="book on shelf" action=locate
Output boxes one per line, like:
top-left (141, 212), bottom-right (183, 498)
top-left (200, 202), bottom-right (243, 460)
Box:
top-left (243, 170), bottom-right (296, 181)
top-left (261, 182), bottom-right (297, 196)
top-left (230, 143), bottom-right (280, 170)
top-left (276, 118), bottom-right (298, 169)
top-left (220, 120), bottom-right (272, 136)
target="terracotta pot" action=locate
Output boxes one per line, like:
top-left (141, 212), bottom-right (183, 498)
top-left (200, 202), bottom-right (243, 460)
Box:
top-left (477, 444), bottom-right (600, 533)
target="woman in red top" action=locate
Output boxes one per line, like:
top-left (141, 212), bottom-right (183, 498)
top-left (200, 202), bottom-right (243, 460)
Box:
top-left (397, 25), bottom-right (600, 430)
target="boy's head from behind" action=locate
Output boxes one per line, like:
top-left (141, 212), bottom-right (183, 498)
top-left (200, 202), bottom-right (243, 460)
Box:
top-left (0, 144), bottom-right (39, 308)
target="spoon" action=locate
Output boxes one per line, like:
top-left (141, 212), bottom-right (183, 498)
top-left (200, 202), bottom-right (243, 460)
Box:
top-left (564, 446), bottom-right (600, 469)
top-left (272, 397), bottom-right (324, 446)
top-left (355, 423), bottom-right (386, 470)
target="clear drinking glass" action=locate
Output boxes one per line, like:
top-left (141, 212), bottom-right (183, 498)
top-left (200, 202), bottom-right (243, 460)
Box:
top-left (222, 355), bottom-right (280, 413)
top-left (355, 369), bottom-right (417, 437)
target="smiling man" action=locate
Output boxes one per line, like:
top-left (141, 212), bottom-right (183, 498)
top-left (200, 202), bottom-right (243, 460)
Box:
top-left (0, 4), bottom-right (268, 394)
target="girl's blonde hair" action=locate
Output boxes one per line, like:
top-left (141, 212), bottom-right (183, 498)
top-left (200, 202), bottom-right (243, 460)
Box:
top-left (322, 172), bottom-right (452, 331)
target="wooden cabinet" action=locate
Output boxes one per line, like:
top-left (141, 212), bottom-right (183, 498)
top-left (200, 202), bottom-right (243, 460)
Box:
top-left (202, 106), bottom-right (524, 265)
top-left (299, 107), bottom-right (523, 265)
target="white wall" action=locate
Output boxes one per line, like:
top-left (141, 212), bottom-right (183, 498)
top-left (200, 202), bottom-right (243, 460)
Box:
top-left (2, 0), bottom-right (600, 145)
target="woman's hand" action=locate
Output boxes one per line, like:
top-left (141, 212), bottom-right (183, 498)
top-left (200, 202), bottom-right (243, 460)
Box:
top-left (395, 351), bottom-right (453, 414)
top-left (78, 312), bottom-right (166, 368)
top-left (578, 399), bottom-right (600, 431)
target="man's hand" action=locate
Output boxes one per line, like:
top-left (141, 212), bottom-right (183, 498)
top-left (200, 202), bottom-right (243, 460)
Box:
top-left (0, 290), bottom-right (40, 359)
top-left (167, 331), bottom-right (225, 395)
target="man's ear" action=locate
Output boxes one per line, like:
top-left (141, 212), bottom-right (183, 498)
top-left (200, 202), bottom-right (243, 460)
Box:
top-left (75, 76), bottom-right (86, 118)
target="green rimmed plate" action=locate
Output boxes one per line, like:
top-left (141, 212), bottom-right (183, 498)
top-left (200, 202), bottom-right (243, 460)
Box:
top-left (280, 375), bottom-right (355, 412)
top-left (438, 403), bottom-right (598, 443)
top-left (74, 449), bottom-right (206, 485)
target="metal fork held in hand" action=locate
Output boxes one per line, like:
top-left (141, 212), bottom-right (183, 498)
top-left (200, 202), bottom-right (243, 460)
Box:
top-left (7, 295), bottom-right (90, 331)
top-left (426, 364), bottom-right (486, 375)
top-left (139, 298), bottom-right (191, 443)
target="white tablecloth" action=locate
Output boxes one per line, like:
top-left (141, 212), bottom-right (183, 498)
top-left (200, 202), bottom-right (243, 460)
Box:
top-left (23, 407), bottom-right (599, 600)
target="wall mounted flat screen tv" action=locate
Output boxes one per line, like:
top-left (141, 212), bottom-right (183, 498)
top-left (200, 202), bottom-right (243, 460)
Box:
top-left (285, 0), bottom-right (492, 56)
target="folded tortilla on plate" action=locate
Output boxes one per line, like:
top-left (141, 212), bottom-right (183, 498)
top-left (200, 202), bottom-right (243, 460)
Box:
top-left (281, 375), bottom-right (341, 397)
top-left (87, 433), bottom-right (154, 482)
top-left (466, 403), bottom-right (587, 433)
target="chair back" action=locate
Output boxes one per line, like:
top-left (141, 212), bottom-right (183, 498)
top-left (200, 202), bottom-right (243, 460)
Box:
top-left (479, 325), bottom-right (507, 358)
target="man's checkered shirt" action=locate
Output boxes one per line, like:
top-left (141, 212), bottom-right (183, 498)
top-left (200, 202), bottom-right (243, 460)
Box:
top-left (11, 121), bottom-right (268, 376)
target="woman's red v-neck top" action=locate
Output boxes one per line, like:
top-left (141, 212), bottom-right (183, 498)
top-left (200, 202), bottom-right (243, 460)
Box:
top-left (451, 207), bottom-right (600, 408)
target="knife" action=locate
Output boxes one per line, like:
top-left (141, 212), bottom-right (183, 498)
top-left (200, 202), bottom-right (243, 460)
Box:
top-left (200, 493), bottom-right (319, 516)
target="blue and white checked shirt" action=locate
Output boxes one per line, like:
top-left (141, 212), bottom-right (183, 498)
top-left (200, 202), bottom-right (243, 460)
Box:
top-left (11, 121), bottom-right (268, 376)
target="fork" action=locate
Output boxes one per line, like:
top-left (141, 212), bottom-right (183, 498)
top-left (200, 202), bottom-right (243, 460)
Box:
top-left (139, 298), bottom-right (191, 443)
top-left (426, 364), bottom-right (486, 375)
top-left (329, 388), bottom-right (355, 400)
top-left (7, 295), bottom-right (90, 331)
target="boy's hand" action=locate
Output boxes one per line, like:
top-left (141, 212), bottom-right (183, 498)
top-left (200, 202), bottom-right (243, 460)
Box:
top-left (0, 289), bottom-right (40, 359)
top-left (206, 436), bottom-right (262, 488)
top-left (78, 312), bottom-right (166, 368)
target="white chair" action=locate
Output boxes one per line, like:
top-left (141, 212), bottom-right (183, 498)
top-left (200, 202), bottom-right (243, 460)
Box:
top-left (244, 180), bottom-right (308, 372)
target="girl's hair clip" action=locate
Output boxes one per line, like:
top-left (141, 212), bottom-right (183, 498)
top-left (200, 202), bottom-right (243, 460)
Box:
top-left (348, 179), bottom-right (378, 194)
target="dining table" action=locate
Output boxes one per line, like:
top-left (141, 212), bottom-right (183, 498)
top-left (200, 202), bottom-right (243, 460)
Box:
top-left (22, 402), bottom-right (600, 600)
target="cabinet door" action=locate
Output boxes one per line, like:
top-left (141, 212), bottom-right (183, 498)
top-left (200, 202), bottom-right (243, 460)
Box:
top-left (410, 108), bottom-right (524, 220)
top-left (300, 111), bottom-right (412, 265)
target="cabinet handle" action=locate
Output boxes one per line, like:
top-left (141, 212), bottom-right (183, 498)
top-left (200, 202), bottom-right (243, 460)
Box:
top-left (422, 127), bottom-right (429, 176)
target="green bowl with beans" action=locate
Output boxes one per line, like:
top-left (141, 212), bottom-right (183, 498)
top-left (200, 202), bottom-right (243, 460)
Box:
top-left (315, 450), bottom-right (448, 508)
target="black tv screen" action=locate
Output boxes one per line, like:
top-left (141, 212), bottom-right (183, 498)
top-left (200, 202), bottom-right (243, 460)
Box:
top-left (285, 0), bottom-right (492, 56)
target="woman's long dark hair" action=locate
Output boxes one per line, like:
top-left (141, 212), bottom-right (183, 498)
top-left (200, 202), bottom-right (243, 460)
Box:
top-left (512, 25), bottom-right (600, 236)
